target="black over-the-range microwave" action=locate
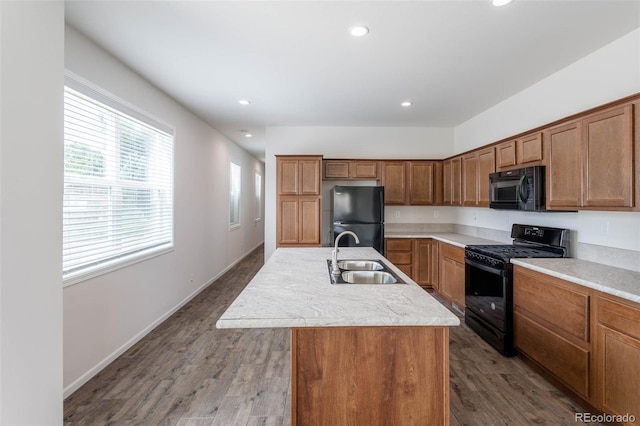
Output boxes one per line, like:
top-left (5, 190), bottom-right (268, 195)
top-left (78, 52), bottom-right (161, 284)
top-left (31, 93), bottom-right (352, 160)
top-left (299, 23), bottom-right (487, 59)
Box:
top-left (489, 166), bottom-right (546, 211)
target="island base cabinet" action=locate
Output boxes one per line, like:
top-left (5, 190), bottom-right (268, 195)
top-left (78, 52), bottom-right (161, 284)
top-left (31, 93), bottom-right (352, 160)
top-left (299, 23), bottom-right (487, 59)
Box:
top-left (291, 326), bottom-right (450, 426)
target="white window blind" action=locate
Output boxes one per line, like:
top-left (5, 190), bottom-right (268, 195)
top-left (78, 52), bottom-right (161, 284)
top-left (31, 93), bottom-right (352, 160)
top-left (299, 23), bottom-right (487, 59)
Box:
top-left (255, 173), bottom-right (262, 221)
top-left (63, 77), bottom-right (174, 281)
top-left (230, 162), bottom-right (241, 228)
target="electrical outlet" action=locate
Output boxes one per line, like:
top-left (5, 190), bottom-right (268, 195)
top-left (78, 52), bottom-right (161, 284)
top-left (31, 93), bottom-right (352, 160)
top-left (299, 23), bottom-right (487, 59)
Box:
top-left (600, 220), bottom-right (609, 235)
top-left (395, 211), bottom-right (401, 218)
top-left (433, 210), bottom-right (439, 218)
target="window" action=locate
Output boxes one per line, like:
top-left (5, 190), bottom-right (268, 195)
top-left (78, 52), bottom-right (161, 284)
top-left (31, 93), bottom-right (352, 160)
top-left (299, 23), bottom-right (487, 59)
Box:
top-left (63, 76), bottom-right (174, 282)
top-left (230, 162), bottom-right (241, 228)
top-left (255, 173), bottom-right (262, 221)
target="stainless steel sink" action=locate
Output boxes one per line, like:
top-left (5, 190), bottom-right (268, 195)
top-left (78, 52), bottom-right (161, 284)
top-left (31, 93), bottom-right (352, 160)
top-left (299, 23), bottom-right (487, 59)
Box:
top-left (336, 260), bottom-right (384, 271)
top-left (327, 259), bottom-right (405, 284)
top-left (341, 270), bottom-right (397, 284)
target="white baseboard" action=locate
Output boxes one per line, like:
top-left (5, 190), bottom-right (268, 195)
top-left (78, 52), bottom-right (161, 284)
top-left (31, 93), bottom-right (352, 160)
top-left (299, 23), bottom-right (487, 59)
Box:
top-left (63, 242), bottom-right (264, 398)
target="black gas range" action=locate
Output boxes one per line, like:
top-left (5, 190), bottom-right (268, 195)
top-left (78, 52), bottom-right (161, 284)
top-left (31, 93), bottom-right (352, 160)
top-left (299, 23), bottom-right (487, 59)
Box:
top-left (464, 224), bottom-right (571, 356)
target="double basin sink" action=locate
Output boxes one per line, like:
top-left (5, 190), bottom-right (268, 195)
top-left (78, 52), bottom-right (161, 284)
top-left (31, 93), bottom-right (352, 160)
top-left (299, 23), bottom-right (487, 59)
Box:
top-left (327, 259), bottom-right (405, 285)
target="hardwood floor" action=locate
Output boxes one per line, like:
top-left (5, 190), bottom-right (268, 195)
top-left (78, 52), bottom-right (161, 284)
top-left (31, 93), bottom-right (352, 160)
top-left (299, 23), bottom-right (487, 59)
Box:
top-left (65, 245), bottom-right (600, 425)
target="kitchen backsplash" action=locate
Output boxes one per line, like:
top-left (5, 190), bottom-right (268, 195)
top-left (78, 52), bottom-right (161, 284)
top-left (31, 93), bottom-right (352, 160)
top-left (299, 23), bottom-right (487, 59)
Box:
top-left (385, 222), bottom-right (640, 273)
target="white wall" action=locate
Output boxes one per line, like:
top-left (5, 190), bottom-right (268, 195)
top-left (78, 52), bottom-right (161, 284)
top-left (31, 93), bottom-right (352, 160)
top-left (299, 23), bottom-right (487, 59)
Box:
top-left (454, 28), bottom-right (640, 255)
top-left (63, 26), bottom-right (265, 396)
top-left (0, 1), bottom-right (64, 424)
top-left (264, 126), bottom-right (453, 258)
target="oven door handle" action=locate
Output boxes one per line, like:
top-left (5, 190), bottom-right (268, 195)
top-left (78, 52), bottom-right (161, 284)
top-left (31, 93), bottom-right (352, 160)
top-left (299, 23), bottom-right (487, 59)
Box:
top-left (465, 259), bottom-right (508, 277)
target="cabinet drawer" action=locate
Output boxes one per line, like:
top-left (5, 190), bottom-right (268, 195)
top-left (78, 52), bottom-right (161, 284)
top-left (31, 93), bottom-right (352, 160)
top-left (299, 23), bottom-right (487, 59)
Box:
top-left (385, 239), bottom-right (412, 251)
top-left (515, 312), bottom-right (590, 398)
top-left (440, 243), bottom-right (464, 263)
top-left (514, 267), bottom-right (590, 342)
top-left (386, 251), bottom-right (412, 265)
top-left (597, 296), bottom-right (640, 341)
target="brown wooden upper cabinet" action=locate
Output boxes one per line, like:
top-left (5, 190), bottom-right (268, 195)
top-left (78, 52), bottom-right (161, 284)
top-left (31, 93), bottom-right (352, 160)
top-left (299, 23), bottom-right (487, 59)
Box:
top-left (443, 156), bottom-right (462, 206)
top-left (276, 155), bottom-right (322, 247)
top-left (381, 161), bottom-right (442, 205)
top-left (278, 156), bottom-right (321, 196)
top-left (323, 160), bottom-right (379, 180)
top-left (496, 132), bottom-right (544, 171)
top-left (545, 101), bottom-right (635, 210)
top-left (582, 104), bottom-right (634, 208)
top-left (462, 147), bottom-right (495, 207)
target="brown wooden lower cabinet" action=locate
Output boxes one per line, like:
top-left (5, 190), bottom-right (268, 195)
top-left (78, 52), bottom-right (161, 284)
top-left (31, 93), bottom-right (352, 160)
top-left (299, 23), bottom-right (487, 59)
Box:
top-left (514, 266), bottom-right (640, 423)
top-left (593, 294), bottom-right (640, 425)
top-left (438, 242), bottom-right (465, 310)
top-left (291, 326), bottom-right (450, 426)
top-left (414, 239), bottom-right (439, 289)
top-left (514, 267), bottom-right (591, 399)
top-left (384, 238), bottom-right (413, 277)
top-left (384, 238), bottom-right (438, 290)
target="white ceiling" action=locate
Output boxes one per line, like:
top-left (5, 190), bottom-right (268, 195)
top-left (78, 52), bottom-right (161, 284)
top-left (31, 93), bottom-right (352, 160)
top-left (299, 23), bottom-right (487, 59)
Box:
top-left (65, 0), bottom-right (640, 161)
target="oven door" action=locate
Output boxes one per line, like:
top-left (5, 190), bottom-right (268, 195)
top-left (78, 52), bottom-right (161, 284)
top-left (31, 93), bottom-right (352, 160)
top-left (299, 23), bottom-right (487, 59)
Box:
top-left (464, 259), bottom-right (510, 333)
top-left (465, 258), bottom-right (516, 356)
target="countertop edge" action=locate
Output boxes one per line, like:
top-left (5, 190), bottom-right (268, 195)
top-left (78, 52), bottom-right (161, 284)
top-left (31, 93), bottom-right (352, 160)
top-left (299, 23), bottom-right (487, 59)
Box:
top-left (216, 318), bottom-right (461, 329)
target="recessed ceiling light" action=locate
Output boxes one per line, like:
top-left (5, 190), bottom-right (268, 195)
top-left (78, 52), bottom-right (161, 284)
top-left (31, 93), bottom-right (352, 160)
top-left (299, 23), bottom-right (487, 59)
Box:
top-left (492, 0), bottom-right (514, 6)
top-left (244, 133), bottom-right (253, 138)
top-left (401, 101), bottom-right (412, 107)
top-left (349, 26), bottom-right (369, 37)
top-left (238, 99), bottom-right (251, 105)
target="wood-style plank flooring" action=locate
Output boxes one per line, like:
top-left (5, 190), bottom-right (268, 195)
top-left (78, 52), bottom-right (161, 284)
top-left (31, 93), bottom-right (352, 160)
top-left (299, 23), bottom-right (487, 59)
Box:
top-left (64, 245), bottom-right (600, 425)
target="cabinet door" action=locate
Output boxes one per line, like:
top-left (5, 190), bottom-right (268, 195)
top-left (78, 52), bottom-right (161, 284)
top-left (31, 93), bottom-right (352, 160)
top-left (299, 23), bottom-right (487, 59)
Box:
top-left (350, 161), bottom-right (379, 179)
top-left (382, 162), bottom-right (408, 205)
top-left (299, 159), bottom-right (321, 195)
top-left (443, 160), bottom-right (452, 205)
top-left (278, 159), bottom-right (299, 195)
top-left (545, 120), bottom-right (582, 209)
top-left (277, 196), bottom-right (299, 245)
top-left (594, 295), bottom-right (640, 423)
top-left (451, 157), bottom-right (462, 205)
top-left (324, 160), bottom-right (350, 179)
top-left (462, 153), bottom-right (478, 206)
top-left (517, 132), bottom-right (543, 164)
top-left (496, 140), bottom-right (517, 169)
top-left (299, 197), bottom-right (321, 245)
top-left (408, 161), bottom-right (435, 205)
top-left (477, 148), bottom-right (495, 207)
top-left (582, 104), bottom-right (634, 207)
top-left (438, 243), bottom-right (465, 309)
top-left (414, 240), bottom-right (430, 286)
top-left (440, 257), bottom-right (465, 309)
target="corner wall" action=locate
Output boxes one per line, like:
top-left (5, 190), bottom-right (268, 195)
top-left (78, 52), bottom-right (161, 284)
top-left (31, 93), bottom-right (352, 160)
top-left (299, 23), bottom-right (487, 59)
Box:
top-left (63, 26), bottom-right (265, 396)
top-left (1, 2), bottom-right (64, 423)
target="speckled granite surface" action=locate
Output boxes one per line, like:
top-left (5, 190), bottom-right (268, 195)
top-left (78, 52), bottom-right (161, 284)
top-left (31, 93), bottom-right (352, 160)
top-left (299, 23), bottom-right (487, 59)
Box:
top-left (217, 247), bottom-right (460, 329)
top-left (511, 258), bottom-right (640, 303)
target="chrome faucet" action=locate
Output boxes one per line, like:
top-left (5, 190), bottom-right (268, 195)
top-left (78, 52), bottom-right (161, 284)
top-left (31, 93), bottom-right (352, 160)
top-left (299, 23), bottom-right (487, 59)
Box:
top-left (331, 231), bottom-right (360, 275)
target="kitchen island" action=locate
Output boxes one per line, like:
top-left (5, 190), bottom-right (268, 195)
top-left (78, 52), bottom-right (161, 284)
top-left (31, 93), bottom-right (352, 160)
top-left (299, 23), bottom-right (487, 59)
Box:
top-left (217, 247), bottom-right (460, 426)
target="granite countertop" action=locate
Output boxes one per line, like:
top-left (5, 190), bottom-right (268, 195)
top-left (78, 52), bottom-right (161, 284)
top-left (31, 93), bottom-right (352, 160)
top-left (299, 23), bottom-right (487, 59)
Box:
top-left (385, 231), bottom-right (502, 248)
top-left (511, 258), bottom-right (640, 304)
top-left (216, 247), bottom-right (460, 329)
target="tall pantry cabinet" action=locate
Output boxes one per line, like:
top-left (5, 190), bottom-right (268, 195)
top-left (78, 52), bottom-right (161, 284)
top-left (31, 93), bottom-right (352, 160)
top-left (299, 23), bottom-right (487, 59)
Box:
top-left (276, 155), bottom-right (322, 247)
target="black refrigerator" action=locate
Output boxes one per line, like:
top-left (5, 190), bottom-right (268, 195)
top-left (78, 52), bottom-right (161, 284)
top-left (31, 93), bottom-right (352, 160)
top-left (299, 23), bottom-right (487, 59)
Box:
top-left (331, 185), bottom-right (385, 254)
